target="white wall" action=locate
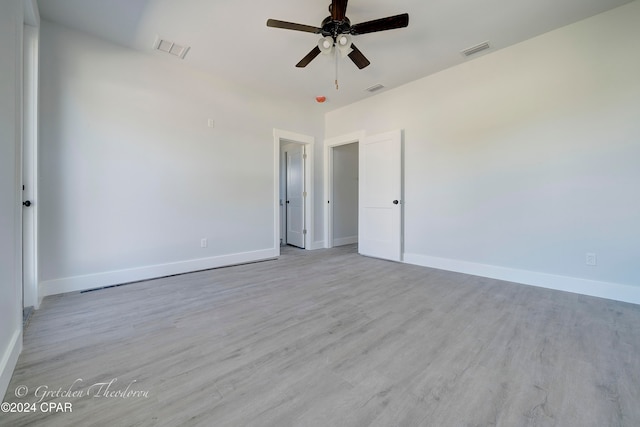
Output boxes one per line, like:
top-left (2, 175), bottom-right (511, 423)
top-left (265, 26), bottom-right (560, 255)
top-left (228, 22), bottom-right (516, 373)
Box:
top-left (326, 2), bottom-right (640, 303)
top-left (332, 143), bottom-right (358, 245)
top-left (38, 21), bottom-right (323, 295)
top-left (0, 0), bottom-right (24, 400)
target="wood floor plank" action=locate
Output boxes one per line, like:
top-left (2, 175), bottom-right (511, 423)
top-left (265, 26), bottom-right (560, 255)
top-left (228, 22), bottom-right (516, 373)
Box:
top-left (2, 244), bottom-right (639, 426)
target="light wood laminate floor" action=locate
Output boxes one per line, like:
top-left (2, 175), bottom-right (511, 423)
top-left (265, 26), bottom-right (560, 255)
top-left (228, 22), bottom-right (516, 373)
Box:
top-left (3, 244), bottom-right (640, 426)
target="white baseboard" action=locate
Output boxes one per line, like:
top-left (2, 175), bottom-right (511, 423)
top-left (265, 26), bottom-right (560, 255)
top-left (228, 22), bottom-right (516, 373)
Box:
top-left (40, 248), bottom-right (279, 297)
top-left (309, 241), bottom-right (325, 250)
top-left (1, 328), bottom-right (22, 401)
top-left (404, 253), bottom-right (640, 306)
top-left (333, 236), bottom-right (358, 247)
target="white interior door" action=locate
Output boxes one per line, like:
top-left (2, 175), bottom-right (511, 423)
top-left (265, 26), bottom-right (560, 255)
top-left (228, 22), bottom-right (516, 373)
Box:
top-left (286, 145), bottom-right (305, 248)
top-left (359, 130), bottom-right (402, 261)
top-left (22, 23), bottom-right (38, 309)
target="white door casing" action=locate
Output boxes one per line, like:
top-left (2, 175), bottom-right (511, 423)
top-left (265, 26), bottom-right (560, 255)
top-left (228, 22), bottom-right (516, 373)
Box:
top-left (272, 129), bottom-right (314, 252)
top-left (359, 130), bottom-right (403, 261)
top-left (286, 145), bottom-right (305, 248)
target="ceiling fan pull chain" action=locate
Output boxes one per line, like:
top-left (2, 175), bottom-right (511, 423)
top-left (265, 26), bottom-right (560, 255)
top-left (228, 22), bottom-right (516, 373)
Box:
top-left (335, 47), bottom-right (339, 90)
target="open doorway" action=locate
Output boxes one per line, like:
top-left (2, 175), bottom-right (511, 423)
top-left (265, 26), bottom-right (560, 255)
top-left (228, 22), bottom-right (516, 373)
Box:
top-left (273, 129), bottom-right (315, 253)
top-left (324, 131), bottom-right (364, 248)
top-left (331, 143), bottom-right (358, 246)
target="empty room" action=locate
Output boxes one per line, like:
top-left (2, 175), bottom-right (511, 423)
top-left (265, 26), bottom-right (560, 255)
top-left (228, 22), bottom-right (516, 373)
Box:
top-left (1, 0), bottom-right (639, 425)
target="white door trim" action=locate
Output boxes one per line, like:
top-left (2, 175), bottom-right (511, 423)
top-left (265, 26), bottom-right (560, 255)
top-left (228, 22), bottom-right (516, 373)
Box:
top-left (273, 129), bottom-right (315, 253)
top-left (323, 131), bottom-right (365, 248)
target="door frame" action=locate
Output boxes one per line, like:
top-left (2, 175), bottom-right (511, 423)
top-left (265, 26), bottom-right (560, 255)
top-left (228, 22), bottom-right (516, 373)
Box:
top-left (273, 129), bottom-right (315, 253)
top-left (22, 11), bottom-right (39, 309)
top-left (324, 131), bottom-right (365, 248)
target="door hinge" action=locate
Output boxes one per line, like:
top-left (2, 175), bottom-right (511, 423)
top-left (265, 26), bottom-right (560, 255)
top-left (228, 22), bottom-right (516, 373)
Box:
top-left (303, 229), bottom-right (307, 235)
top-left (303, 153), bottom-right (307, 160)
top-left (303, 192), bottom-right (307, 198)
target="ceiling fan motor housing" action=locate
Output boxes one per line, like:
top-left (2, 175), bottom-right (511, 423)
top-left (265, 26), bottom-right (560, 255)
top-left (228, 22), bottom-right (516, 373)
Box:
top-left (321, 16), bottom-right (352, 40)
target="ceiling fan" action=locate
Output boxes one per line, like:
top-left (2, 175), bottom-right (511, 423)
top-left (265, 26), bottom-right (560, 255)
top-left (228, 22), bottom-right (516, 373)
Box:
top-left (266, 0), bottom-right (409, 70)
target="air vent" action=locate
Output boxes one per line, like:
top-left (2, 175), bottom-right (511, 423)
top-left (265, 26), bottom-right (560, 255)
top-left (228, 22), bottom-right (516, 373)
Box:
top-left (461, 41), bottom-right (490, 57)
top-left (366, 84), bottom-right (385, 93)
top-left (153, 37), bottom-right (190, 59)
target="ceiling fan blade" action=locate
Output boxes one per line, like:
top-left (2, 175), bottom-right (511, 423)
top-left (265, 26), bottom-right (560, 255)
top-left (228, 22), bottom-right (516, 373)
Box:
top-left (348, 44), bottom-right (370, 69)
top-left (296, 46), bottom-right (322, 68)
top-left (331, 0), bottom-right (348, 21)
top-left (267, 19), bottom-right (321, 34)
top-left (350, 13), bottom-right (409, 35)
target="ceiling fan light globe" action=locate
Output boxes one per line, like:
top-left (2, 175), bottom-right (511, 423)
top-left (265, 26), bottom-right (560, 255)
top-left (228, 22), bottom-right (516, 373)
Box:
top-left (318, 36), bottom-right (334, 55)
top-left (336, 34), bottom-right (352, 58)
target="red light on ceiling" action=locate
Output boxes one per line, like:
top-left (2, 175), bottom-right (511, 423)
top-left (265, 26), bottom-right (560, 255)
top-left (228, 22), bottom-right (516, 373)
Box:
top-left (315, 96), bottom-right (326, 103)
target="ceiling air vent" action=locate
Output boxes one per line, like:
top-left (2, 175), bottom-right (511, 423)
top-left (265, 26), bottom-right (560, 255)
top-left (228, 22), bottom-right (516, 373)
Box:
top-left (366, 84), bottom-right (385, 93)
top-left (461, 41), bottom-right (490, 57)
top-left (154, 37), bottom-right (190, 59)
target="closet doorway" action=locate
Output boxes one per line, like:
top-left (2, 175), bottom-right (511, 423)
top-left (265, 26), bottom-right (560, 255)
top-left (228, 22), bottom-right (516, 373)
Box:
top-left (324, 131), bottom-right (364, 248)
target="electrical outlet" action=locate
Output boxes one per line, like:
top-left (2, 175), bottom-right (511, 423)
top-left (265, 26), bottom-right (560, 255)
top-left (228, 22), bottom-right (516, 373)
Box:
top-left (586, 253), bottom-right (597, 266)
top-left (201, 238), bottom-right (208, 248)
top-left (207, 118), bottom-right (214, 128)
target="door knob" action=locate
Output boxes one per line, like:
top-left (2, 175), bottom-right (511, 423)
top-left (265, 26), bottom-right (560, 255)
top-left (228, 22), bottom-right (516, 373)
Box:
top-left (23, 200), bottom-right (32, 207)
top-left (393, 200), bottom-right (399, 205)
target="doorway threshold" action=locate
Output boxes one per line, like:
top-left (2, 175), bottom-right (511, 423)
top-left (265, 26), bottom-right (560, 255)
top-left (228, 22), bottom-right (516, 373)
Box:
top-left (23, 306), bottom-right (34, 329)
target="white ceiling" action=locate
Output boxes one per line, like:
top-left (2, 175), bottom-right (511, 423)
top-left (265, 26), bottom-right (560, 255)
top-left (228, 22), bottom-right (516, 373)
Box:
top-left (37, 0), bottom-right (634, 108)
